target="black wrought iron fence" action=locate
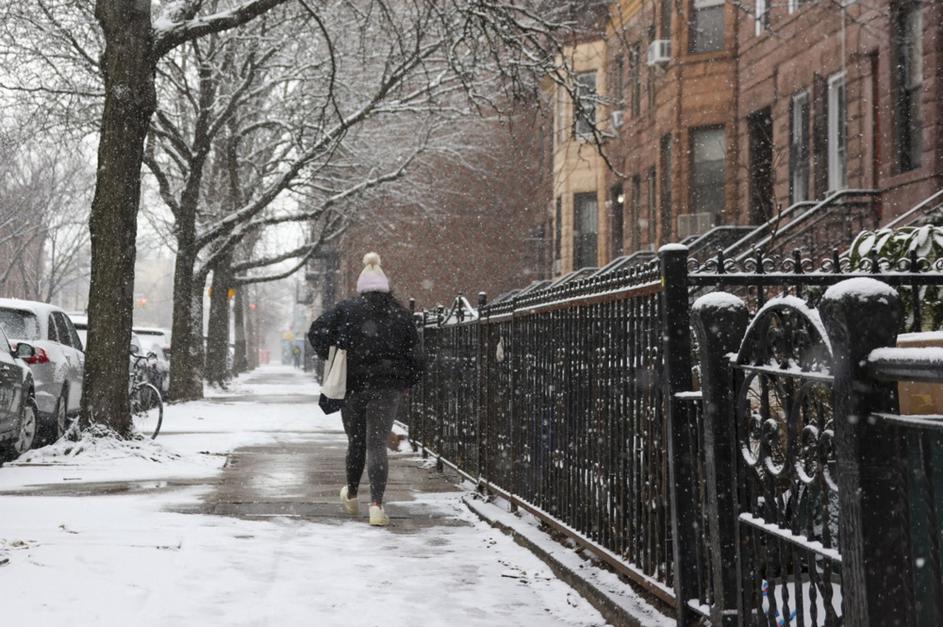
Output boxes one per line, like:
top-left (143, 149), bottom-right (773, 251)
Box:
top-left (402, 245), bottom-right (943, 626)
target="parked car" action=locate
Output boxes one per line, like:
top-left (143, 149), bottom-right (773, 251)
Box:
top-left (0, 324), bottom-right (39, 459)
top-left (133, 327), bottom-right (171, 361)
top-left (132, 327), bottom-right (171, 393)
top-left (0, 299), bottom-right (84, 443)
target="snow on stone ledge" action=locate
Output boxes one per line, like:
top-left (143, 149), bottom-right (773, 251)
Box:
top-left (823, 277), bottom-right (897, 302)
top-left (657, 243), bottom-right (688, 253)
top-left (693, 291), bottom-right (744, 311)
top-left (869, 346), bottom-right (943, 368)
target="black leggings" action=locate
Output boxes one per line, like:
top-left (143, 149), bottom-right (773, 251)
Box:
top-left (340, 388), bottom-right (402, 504)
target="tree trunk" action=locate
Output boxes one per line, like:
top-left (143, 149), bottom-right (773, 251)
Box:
top-left (188, 281), bottom-right (207, 398)
top-left (205, 254), bottom-right (233, 385)
top-left (168, 238), bottom-right (197, 401)
top-left (81, 0), bottom-right (156, 434)
top-left (233, 284), bottom-right (249, 373)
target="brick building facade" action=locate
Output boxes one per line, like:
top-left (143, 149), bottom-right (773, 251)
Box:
top-left (552, 0), bottom-right (943, 276)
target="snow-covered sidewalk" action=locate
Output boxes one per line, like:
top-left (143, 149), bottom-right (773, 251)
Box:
top-left (0, 366), bottom-right (607, 626)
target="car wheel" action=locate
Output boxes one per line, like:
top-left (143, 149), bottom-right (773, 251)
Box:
top-left (14, 398), bottom-right (38, 455)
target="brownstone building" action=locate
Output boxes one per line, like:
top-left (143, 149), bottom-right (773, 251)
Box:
top-left (552, 0), bottom-right (943, 276)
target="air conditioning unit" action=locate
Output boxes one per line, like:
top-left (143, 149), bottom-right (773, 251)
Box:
top-left (647, 40), bottom-right (671, 66)
top-left (677, 212), bottom-right (715, 240)
top-left (611, 110), bottom-right (625, 129)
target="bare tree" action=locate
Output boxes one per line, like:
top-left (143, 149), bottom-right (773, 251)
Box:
top-left (1, 0), bottom-right (604, 432)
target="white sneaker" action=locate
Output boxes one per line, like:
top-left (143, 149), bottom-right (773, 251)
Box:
top-left (340, 486), bottom-right (359, 515)
top-left (369, 505), bottom-right (390, 527)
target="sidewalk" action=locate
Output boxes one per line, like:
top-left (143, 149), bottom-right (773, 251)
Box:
top-left (0, 367), bottom-right (607, 626)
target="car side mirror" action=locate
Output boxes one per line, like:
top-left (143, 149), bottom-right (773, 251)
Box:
top-left (15, 343), bottom-right (35, 360)
top-left (130, 344), bottom-right (140, 356)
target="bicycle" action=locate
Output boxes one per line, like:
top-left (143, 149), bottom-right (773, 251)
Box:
top-left (130, 352), bottom-right (164, 439)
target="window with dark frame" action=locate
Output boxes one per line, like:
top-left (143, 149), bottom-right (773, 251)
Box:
top-left (554, 196), bottom-right (562, 264)
top-left (647, 67), bottom-right (656, 117)
top-left (690, 126), bottom-right (726, 218)
top-left (790, 90), bottom-right (811, 203)
top-left (689, 0), bottom-right (725, 54)
top-left (574, 72), bottom-right (597, 138)
top-left (573, 192), bottom-right (598, 268)
top-left (660, 0), bottom-right (672, 39)
top-left (612, 55), bottom-right (625, 108)
top-left (631, 175), bottom-right (641, 250)
top-left (647, 167), bottom-right (657, 247)
top-left (610, 185), bottom-right (625, 258)
top-left (894, 0), bottom-right (923, 172)
top-left (660, 134), bottom-right (673, 242)
top-left (629, 44), bottom-right (641, 117)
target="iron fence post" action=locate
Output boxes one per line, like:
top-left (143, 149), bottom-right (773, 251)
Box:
top-left (659, 245), bottom-right (698, 625)
top-left (820, 278), bottom-right (914, 625)
top-left (692, 293), bottom-right (749, 626)
top-left (477, 292), bottom-right (487, 493)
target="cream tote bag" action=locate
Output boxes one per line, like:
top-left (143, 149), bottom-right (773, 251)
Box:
top-left (320, 346), bottom-right (348, 400)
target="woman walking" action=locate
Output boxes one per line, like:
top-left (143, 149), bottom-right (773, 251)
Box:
top-left (308, 253), bottom-right (424, 526)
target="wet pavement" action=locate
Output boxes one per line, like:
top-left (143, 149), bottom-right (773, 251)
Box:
top-left (5, 368), bottom-right (467, 534)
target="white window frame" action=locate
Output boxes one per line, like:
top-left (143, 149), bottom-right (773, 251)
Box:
top-left (756, 0), bottom-right (768, 36)
top-left (827, 72), bottom-right (847, 192)
top-left (790, 90), bottom-right (810, 203)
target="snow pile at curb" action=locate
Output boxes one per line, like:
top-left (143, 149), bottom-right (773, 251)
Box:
top-left (11, 426), bottom-right (181, 467)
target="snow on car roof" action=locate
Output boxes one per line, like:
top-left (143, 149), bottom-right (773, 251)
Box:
top-left (0, 297), bottom-right (68, 318)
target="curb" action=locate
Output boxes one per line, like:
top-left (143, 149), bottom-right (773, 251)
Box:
top-left (463, 495), bottom-right (675, 627)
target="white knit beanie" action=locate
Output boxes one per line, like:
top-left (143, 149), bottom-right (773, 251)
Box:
top-left (356, 252), bottom-right (390, 294)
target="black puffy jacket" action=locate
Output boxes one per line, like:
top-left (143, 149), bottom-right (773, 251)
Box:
top-left (307, 292), bottom-right (424, 392)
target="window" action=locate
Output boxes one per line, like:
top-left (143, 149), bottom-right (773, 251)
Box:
top-left (629, 44), bottom-right (641, 117)
top-left (660, 134), bottom-right (673, 240)
top-left (689, 0), bottom-right (724, 53)
top-left (827, 72), bottom-right (847, 191)
top-left (790, 90), bottom-right (811, 203)
top-left (53, 312), bottom-right (74, 349)
top-left (690, 126), bottom-right (726, 217)
top-left (0, 308), bottom-right (41, 341)
top-left (0, 327), bottom-right (10, 355)
top-left (555, 85), bottom-right (567, 145)
top-left (894, 1), bottom-right (923, 171)
top-left (574, 72), bottom-right (597, 138)
top-left (631, 175), bottom-right (641, 250)
top-left (660, 0), bottom-right (672, 38)
top-left (611, 55), bottom-right (625, 108)
top-left (573, 193), bottom-right (598, 268)
top-left (755, 0), bottom-right (768, 36)
top-left (788, 0), bottom-right (807, 13)
top-left (647, 67), bottom-right (656, 116)
top-left (610, 185), bottom-right (625, 257)
top-left (647, 168), bottom-right (657, 246)
top-left (47, 314), bottom-right (60, 343)
top-left (554, 196), bottom-right (562, 263)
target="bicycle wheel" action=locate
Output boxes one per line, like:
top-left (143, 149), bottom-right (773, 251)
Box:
top-left (130, 382), bottom-right (164, 439)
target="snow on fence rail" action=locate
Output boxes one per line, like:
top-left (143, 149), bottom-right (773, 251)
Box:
top-left (403, 245), bottom-right (943, 625)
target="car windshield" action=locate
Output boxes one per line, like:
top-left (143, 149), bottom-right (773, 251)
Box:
top-left (0, 308), bottom-right (41, 341)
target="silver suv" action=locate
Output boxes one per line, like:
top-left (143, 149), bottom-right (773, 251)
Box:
top-left (0, 299), bottom-right (84, 443)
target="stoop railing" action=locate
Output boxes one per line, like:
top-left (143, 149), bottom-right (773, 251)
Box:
top-left (403, 245), bottom-right (943, 625)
